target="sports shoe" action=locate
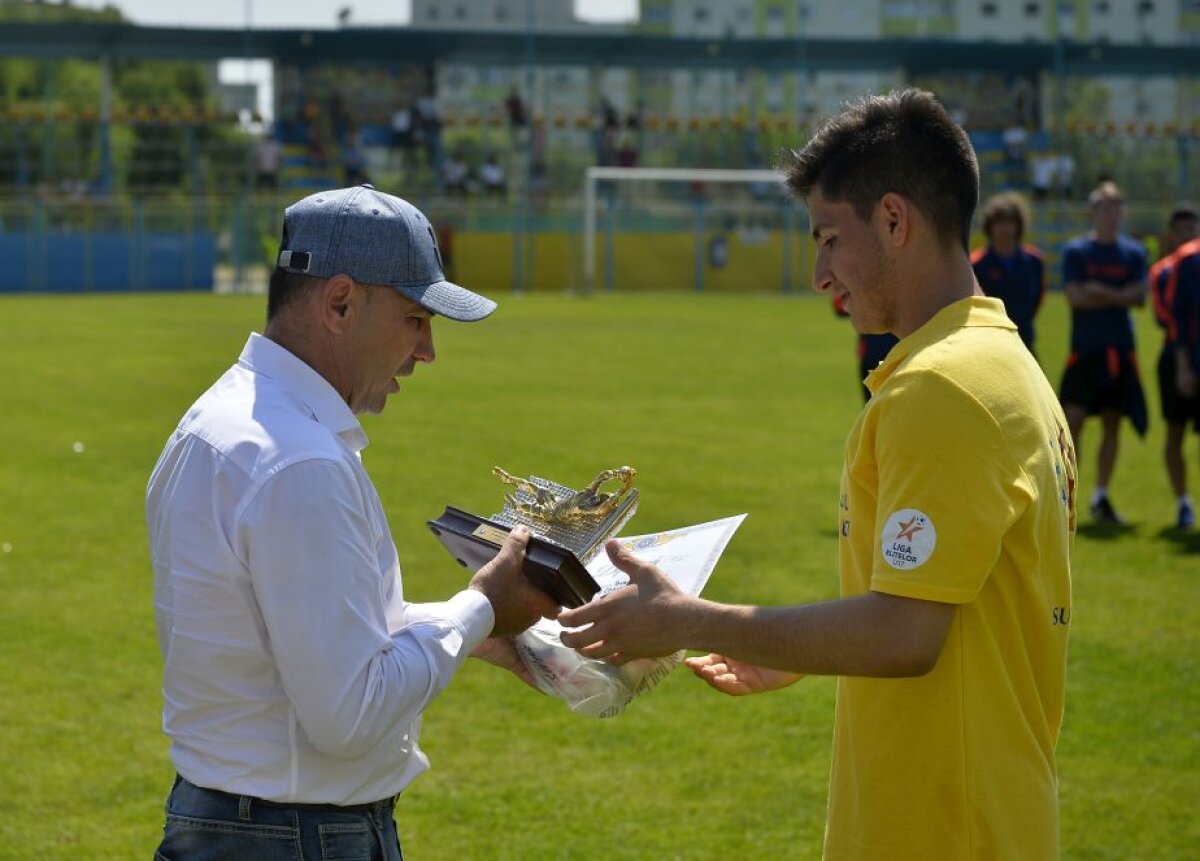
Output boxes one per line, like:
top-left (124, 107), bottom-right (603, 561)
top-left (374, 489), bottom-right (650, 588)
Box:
top-left (1178, 501), bottom-right (1196, 531)
top-left (1089, 495), bottom-right (1124, 525)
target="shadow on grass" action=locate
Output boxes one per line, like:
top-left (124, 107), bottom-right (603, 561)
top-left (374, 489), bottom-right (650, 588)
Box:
top-left (1153, 525), bottom-right (1200, 555)
top-left (1076, 520), bottom-right (1139, 541)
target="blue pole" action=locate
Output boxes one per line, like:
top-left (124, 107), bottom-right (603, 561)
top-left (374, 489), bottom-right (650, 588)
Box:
top-left (134, 198), bottom-right (144, 291)
top-left (232, 196), bottom-right (244, 294)
top-left (31, 200), bottom-right (43, 292)
top-left (184, 195), bottom-right (194, 290)
top-left (84, 203), bottom-right (93, 292)
top-left (604, 193), bottom-right (615, 293)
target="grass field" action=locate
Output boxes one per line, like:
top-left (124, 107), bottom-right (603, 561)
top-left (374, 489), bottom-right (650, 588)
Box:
top-left (0, 289), bottom-right (1195, 860)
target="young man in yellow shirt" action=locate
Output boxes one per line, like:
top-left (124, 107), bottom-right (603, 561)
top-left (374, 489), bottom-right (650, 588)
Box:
top-left (559, 90), bottom-right (1075, 860)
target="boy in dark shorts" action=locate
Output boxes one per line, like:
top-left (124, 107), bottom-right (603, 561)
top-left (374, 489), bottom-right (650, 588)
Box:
top-left (1059, 182), bottom-right (1149, 524)
top-left (1149, 204), bottom-right (1199, 530)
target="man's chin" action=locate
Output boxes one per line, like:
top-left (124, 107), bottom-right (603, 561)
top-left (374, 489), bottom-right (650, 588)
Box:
top-left (353, 397), bottom-right (389, 416)
top-left (852, 319), bottom-right (890, 336)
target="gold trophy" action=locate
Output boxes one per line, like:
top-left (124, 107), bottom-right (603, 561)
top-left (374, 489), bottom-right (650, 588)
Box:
top-left (427, 466), bottom-right (639, 608)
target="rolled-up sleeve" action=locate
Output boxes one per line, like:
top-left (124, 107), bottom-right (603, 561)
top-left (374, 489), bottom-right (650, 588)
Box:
top-left (238, 458), bottom-right (493, 760)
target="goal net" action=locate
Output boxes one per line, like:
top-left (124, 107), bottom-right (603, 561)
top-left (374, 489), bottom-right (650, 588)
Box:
top-left (580, 167), bottom-right (812, 295)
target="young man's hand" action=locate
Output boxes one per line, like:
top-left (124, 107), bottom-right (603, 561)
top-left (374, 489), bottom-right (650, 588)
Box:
top-left (685, 653), bottom-right (804, 696)
top-left (557, 539), bottom-right (699, 664)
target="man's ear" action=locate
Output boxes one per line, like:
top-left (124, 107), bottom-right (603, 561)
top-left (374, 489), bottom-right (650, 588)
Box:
top-left (319, 275), bottom-right (358, 334)
top-left (876, 192), bottom-right (911, 248)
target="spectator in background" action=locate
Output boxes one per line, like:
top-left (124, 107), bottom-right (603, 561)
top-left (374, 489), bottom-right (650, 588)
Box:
top-left (1148, 203), bottom-right (1200, 530)
top-left (625, 101), bottom-right (643, 131)
top-left (1056, 153), bottom-right (1076, 199)
top-left (254, 135), bottom-right (281, 190)
top-left (388, 102), bottom-right (415, 171)
top-left (1165, 225), bottom-right (1200, 532)
top-left (1059, 181), bottom-right (1149, 525)
top-left (1002, 120), bottom-right (1028, 183)
top-left (442, 151), bottom-right (470, 196)
top-left (598, 97), bottom-right (621, 166)
top-left (479, 153), bottom-right (506, 197)
top-left (616, 131), bottom-right (638, 169)
top-left (341, 133), bottom-right (368, 187)
top-left (972, 192), bottom-right (1045, 353)
top-left (1030, 152), bottom-right (1056, 201)
top-left (504, 86), bottom-right (527, 134)
top-left (600, 97), bottom-right (620, 135)
top-left (306, 126), bottom-right (328, 170)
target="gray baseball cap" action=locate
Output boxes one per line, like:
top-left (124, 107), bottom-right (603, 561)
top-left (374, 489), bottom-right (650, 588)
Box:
top-left (276, 184), bottom-right (496, 322)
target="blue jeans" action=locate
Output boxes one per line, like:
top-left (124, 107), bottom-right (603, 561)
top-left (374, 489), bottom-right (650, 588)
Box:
top-left (155, 776), bottom-right (402, 861)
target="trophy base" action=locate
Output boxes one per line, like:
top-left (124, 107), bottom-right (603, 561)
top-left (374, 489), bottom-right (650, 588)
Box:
top-left (427, 506), bottom-right (601, 609)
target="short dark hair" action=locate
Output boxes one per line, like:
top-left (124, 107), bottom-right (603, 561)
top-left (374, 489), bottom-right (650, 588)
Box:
top-left (781, 89), bottom-right (979, 251)
top-left (266, 268), bottom-right (324, 321)
top-left (1168, 202), bottom-right (1199, 227)
top-left (982, 192), bottom-right (1030, 243)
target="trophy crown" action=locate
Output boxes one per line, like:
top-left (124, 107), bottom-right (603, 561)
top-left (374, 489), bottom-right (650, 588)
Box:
top-left (492, 465), bottom-right (637, 524)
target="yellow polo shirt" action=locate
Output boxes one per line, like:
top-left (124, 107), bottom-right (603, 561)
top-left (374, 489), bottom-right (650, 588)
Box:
top-left (826, 297), bottom-right (1074, 861)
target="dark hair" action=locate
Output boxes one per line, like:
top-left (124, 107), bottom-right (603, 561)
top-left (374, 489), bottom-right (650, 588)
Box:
top-left (1168, 202), bottom-right (1199, 227)
top-left (266, 268), bottom-right (324, 321)
top-left (982, 192), bottom-right (1030, 243)
top-left (781, 89), bottom-right (979, 251)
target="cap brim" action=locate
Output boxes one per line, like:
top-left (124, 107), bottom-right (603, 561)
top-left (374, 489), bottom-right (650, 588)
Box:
top-left (397, 280), bottom-right (498, 322)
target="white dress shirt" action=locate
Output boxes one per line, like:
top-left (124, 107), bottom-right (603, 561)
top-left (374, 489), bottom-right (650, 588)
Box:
top-left (147, 333), bottom-right (494, 805)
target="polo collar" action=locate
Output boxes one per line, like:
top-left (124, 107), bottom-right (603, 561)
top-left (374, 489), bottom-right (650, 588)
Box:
top-left (237, 333), bottom-right (368, 451)
top-left (864, 296), bottom-right (1015, 397)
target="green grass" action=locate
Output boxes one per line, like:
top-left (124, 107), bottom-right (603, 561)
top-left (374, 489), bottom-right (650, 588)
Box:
top-left (0, 290), bottom-right (1195, 860)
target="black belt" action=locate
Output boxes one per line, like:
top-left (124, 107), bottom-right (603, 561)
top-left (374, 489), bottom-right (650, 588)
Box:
top-left (178, 775), bottom-right (396, 815)
top-left (253, 793), bottom-right (396, 814)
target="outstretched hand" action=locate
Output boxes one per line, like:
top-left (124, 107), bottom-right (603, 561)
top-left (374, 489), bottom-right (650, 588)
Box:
top-left (685, 653), bottom-right (804, 697)
top-left (557, 539), bottom-right (698, 664)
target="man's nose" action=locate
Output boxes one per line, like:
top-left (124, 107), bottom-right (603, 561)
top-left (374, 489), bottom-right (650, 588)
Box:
top-left (812, 257), bottom-right (834, 294)
top-left (415, 321), bottom-right (436, 363)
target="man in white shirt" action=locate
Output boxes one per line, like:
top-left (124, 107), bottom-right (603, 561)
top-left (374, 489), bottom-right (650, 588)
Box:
top-left (147, 184), bottom-right (558, 860)
top-left (478, 154), bottom-right (506, 197)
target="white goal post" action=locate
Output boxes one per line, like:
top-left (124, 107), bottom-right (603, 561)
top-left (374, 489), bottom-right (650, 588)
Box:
top-left (582, 166), bottom-right (789, 293)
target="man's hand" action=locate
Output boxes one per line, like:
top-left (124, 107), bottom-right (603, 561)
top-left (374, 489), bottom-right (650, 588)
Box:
top-left (468, 526), bottom-right (560, 637)
top-left (685, 653), bottom-right (804, 697)
top-left (472, 637), bottom-right (544, 692)
top-left (557, 539), bottom-right (700, 664)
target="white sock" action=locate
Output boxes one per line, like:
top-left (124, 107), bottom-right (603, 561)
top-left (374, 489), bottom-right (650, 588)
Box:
top-left (1091, 487), bottom-right (1108, 506)
top-left (1179, 494), bottom-right (1193, 508)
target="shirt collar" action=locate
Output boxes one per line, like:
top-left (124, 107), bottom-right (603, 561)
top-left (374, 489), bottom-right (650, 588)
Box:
top-left (864, 296), bottom-right (1015, 397)
top-left (237, 333), bottom-right (369, 452)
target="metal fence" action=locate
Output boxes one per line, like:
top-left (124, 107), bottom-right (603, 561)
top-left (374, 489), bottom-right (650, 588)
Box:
top-left (0, 186), bottom-right (1182, 296)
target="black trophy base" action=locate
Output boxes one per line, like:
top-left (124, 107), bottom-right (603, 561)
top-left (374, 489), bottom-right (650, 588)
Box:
top-left (427, 506), bottom-right (601, 609)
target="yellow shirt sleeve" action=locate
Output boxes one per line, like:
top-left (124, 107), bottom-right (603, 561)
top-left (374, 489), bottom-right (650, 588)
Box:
top-left (869, 367), bottom-right (1031, 604)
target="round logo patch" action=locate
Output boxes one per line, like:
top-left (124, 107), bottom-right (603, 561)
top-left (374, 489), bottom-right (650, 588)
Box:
top-left (880, 509), bottom-right (937, 571)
